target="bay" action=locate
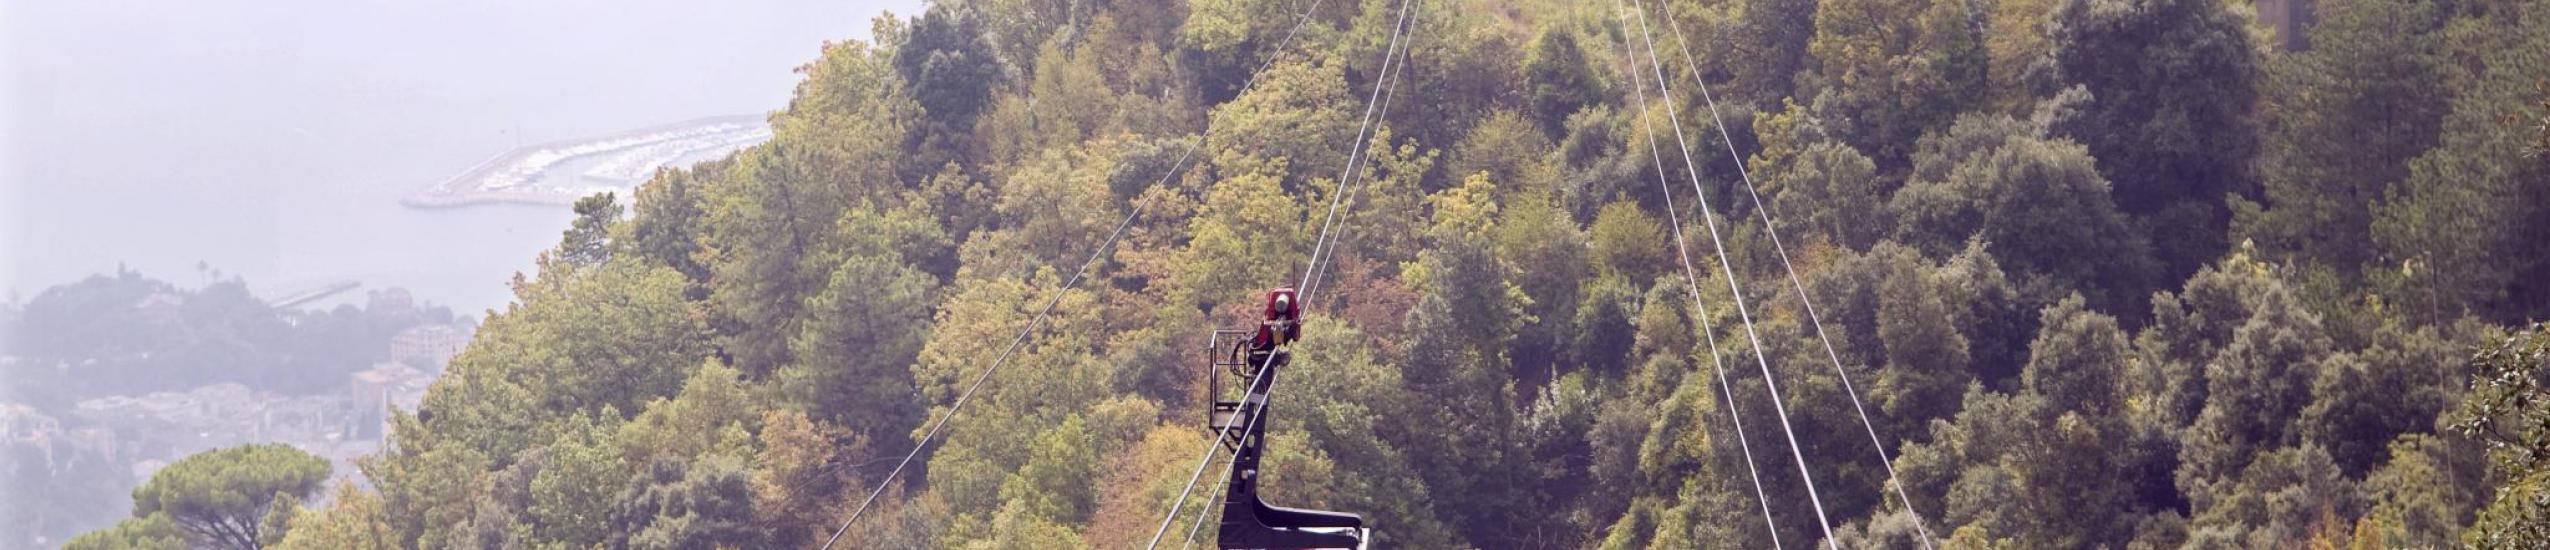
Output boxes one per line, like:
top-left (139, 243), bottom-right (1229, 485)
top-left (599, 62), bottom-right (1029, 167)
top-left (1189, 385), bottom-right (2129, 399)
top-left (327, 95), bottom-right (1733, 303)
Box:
top-left (2, 0), bottom-right (922, 314)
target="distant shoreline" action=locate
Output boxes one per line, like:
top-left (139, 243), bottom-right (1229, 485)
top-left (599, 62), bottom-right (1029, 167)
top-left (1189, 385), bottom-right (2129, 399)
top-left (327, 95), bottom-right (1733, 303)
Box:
top-left (402, 114), bottom-right (770, 209)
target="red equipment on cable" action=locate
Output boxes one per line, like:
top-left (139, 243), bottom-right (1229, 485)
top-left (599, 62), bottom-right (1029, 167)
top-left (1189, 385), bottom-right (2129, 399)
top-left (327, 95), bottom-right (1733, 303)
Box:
top-left (1202, 288), bottom-right (1366, 549)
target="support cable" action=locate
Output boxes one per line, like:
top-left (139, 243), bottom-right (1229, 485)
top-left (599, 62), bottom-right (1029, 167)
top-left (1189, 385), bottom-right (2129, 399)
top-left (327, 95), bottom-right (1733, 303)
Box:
top-left (1179, 463), bottom-right (1231, 550)
top-left (1642, 0), bottom-right (1937, 544)
top-left (1299, 9), bottom-right (1409, 303)
top-left (1621, 2), bottom-right (1841, 547)
top-left (816, 1), bottom-right (1336, 546)
top-left (1142, 0), bottom-right (1419, 546)
top-left (1612, 8), bottom-right (1784, 547)
top-left (1299, 0), bottom-right (1419, 303)
top-left (1175, 6), bottom-right (1423, 542)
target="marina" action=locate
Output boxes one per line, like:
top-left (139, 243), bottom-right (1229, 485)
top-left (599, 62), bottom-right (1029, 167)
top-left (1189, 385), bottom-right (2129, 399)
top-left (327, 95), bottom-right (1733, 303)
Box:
top-left (403, 115), bottom-right (771, 208)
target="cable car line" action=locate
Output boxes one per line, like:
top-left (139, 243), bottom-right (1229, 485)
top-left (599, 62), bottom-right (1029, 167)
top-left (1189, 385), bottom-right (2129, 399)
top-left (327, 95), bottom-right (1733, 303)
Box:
top-left (815, 0), bottom-right (1930, 545)
top-left (1300, 8), bottom-right (1410, 306)
top-left (1172, 3), bottom-right (1424, 543)
top-left (1613, 5), bottom-right (1785, 546)
top-left (814, 1), bottom-right (1338, 546)
top-left (1641, 0), bottom-right (1939, 544)
top-left (1180, 466), bottom-right (1231, 550)
top-left (1145, 0), bottom-right (1418, 546)
top-left (1622, 1), bottom-right (1842, 546)
top-left (1299, 0), bottom-right (1419, 305)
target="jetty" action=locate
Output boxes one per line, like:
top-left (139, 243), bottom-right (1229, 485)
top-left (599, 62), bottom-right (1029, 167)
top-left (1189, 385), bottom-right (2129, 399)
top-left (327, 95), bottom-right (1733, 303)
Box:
top-left (404, 115), bottom-right (772, 208)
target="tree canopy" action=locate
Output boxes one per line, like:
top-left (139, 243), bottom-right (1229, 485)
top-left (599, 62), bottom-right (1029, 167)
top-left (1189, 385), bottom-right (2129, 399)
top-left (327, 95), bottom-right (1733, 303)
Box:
top-left (101, 444), bottom-right (332, 550)
top-left (78, 0), bottom-right (2550, 547)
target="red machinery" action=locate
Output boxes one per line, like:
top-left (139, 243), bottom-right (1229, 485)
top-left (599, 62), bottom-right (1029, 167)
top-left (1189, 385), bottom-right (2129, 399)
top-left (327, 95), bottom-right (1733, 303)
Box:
top-left (1202, 288), bottom-right (1367, 549)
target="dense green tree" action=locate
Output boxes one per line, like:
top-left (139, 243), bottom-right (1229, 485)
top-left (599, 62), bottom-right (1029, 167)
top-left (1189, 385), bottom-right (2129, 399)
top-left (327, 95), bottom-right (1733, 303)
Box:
top-left (126, 444), bottom-right (330, 550)
top-left (1176, 0), bottom-right (1317, 103)
top-left (2184, 445), bottom-right (2356, 547)
top-left (908, 267), bottom-right (1108, 523)
top-left (1203, 57), bottom-right (1357, 192)
top-left (1770, 141), bottom-right (1886, 250)
top-left (2237, 0), bottom-right (2447, 278)
top-left (1496, 190), bottom-right (1589, 387)
top-left (699, 151), bottom-right (837, 377)
top-left (1556, 102), bottom-right (1624, 196)
top-left (1166, 169), bottom-right (1307, 314)
top-left (361, 413), bottom-right (492, 549)
top-left (1573, 277), bottom-right (1642, 375)
top-left (1891, 114), bottom-right (2155, 314)
top-left (1588, 200), bottom-right (1671, 284)
top-left (1525, 26), bottom-right (1606, 138)
top-left (966, 499), bottom-right (1090, 549)
top-left (269, 482), bottom-right (394, 550)
top-left (1731, 0), bottom-right (1823, 104)
top-left (2354, 434), bottom-right (2486, 547)
top-left (749, 409), bottom-right (863, 547)
top-left (1518, 372), bottom-right (1601, 547)
top-left (2177, 276), bottom-right (2335, 509)
top-left (1083, 426), bottom-right (1211, 548)
top-left (503, 414), bottom-right (619, 547)
top-left (560, 192), bottom-right (622, 269)
top-left (996, 415), bottom-right (1098, 524)
top-left (1935, 241), bottom-right (2028, 383)
top-left (1397, 174), bottom-right (1529, 545)
top-left (2454, 323), bottom-right (2550, 547)
top-left (2022, 294), bottom-right (2124, 416)
top-left (1629, 279), bottom-right (1698, 403)
top-left (913, 162), bottom-right (998, 265)
top-left (984, 144), bottom-right (1130, 271)
top-left (1897, 388), bottom-right (2034, 544)
top-left (445, 445), bottom-right (536, 549)
top-left (975, 37), bottom-right (1130, 162)
top-left (2043, 0), bottom-right (2262, 280)
top-left (1872, 242), bottom-right (1977, 435)
top-left (1612, 329), bottom-right (1801, 549)
top-left (2369, 0), bottom-right (2550, 324)
top-left (1886, 291), bottom-right (2168, 548)
top-left (968, 0), bottom-right (1089, 81)
top-left (418, 255), bottom-right (705, 467)
top-left (63, 514), bottom-right (183, 550)
top-left (1448, 111), bottom-right (1563, 200)
top-left (1333, 126), bottom-right (1436, 269)
top-left (778, 206), bottom-right (942, 441)
top-left (897, 3), bottom-right (1004, 135)
top-left (617, 360), bottom-right (758, 466)
top-left (1980, 0), bottom-right (2057, 112)
top-left (1901, 104), bottom-right (2033, 188)
top-left (1804, 0), bottom-right (1987, 163)
top-left (1898, 385), bottom-right (2140, 547)
top-left (1386, 3), bottom-right (1524, 149)
top-left (710, 37), bottom-right (915, 375)
top-left (626, 162), bottom-right (717, 284)
top-left (908, 267), bottom-right (1106, 419)
top-left (2131, 251), bottom-right (2281, 431)
top-left (614, 454), bottom-right (768, 549)
top-left (2300, 325), bottom-right (2467, 476)
top-left (255, 493), bottom-right (299, 548)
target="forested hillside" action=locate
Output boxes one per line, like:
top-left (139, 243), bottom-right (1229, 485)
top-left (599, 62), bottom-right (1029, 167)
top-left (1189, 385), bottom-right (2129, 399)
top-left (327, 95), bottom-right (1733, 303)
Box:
top-left (70, 0), bottom-right (2550, 547)
top-left (2, 270), bottom-right (459, 404)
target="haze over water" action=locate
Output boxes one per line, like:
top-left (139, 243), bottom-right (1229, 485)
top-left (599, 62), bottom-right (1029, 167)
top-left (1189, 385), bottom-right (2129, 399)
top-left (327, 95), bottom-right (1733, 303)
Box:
top-left (3, 0), bottom-right (921, 314)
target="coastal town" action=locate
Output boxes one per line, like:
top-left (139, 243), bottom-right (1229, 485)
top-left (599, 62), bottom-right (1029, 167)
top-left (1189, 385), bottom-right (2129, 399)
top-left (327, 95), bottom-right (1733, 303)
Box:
top-left (1, 292), bottom-right (472, 499)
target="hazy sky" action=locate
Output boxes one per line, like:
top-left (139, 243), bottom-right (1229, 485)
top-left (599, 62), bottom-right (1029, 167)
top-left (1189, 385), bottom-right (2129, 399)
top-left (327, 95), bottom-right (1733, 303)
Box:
top-left (2, 0), bottom-right (924, 312)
